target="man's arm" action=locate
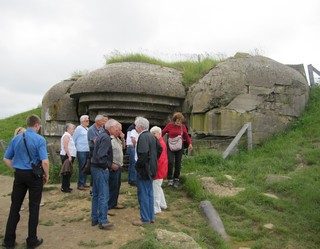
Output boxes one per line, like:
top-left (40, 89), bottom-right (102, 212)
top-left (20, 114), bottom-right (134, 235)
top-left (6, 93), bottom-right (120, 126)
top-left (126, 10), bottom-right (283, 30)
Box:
top-left (42, 159), bottom-right (50, 184)
top-left (3, 158), bottom-right (15, 172)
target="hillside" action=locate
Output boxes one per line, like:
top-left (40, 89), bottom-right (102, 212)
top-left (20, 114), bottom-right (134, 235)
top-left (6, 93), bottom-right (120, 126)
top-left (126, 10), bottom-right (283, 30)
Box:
top-left (0, 87), bottom-right (320, 248)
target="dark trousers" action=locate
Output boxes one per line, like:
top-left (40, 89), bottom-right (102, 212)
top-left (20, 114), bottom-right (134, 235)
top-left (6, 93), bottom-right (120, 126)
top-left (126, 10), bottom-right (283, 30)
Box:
top-left (167, 147), bottom-right (183, 180)
top-left (4, 169), bottom-right (43, 247)
top-left (127, 146), bottom-right (137, 184)
top-left (60, 155), bottom-right (75, 190)
top-left (108, 168), bottom-right (121, 209)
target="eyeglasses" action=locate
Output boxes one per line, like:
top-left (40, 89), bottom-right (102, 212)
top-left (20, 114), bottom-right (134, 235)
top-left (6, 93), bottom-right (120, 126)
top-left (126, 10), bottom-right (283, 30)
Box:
top-left (84, 120), bottom-right (89, 122)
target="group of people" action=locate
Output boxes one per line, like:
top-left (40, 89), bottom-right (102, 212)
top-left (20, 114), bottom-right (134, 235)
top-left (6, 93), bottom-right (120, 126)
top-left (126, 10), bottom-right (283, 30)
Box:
top-left (2, 112), bottom-right (192, 248)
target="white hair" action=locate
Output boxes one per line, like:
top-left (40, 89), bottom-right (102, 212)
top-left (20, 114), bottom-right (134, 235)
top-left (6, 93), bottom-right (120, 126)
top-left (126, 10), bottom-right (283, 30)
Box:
top-left (95, 114), bottom-right (105, 122)
top-left (105, 119), bottom-right (120, 130)
top-left (135, 117), bottom-right (149, 130)
top-left (65, 123), bottom-right (75, 131)
top-left (150, 126), bottom-right (162, 136)
top-left (80, 115), bottom-right (89, 122)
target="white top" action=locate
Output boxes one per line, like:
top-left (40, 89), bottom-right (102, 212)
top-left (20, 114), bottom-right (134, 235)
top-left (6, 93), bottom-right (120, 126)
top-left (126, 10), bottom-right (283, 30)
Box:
top-left (126, 129), bottom-right (139, 146)
top-left (60, 132), bottom-right (77, 157)
top-left (134, 132), bottom-right (140, 161)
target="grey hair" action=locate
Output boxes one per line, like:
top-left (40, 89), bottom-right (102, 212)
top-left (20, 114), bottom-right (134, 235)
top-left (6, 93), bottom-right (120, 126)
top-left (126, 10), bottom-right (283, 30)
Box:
top-left (65, 123), bottom-right (75, 131)
top-left (150, 126), bottom-right (162, 136)
top-left (135, 117), bottom-right (149, 130)
top-left (80, 115), bottom-right (89, 122)
top-left (95, 114), bottom-right (105, 122)
top-left (105, 119), bottom-right (119, 130)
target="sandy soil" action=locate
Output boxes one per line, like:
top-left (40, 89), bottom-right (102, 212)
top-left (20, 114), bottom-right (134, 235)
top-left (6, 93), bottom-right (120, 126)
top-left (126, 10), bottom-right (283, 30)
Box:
top-left (0, 175), bottom-right (171, 249)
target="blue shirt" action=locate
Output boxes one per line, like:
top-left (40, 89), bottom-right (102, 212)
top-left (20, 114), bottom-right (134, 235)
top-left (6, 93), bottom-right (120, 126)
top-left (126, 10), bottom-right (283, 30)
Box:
top-left (73, 125), bottom-right (89, 152)
top-left (87, 124), bottom-right (104, 150)
top-left (4, 128), bottom-right (48, 170)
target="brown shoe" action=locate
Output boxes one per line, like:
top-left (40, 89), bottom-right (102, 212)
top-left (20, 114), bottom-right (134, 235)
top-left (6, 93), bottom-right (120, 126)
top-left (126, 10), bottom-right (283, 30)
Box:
top-left (113, 204), bottom-right (125, 209)
top-left (77, 186), bottom-right (86, 190)
top-left (132, 220), bottom-right (150, 226)
top-left (108, 211), bottom-right (116, 216)
top-left (83, 184), bottom-right (90, 188)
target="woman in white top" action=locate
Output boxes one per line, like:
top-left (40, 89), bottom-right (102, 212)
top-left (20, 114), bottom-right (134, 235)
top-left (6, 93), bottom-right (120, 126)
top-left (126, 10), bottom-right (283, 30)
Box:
top-left (60, 123), bottom-right (76, 192)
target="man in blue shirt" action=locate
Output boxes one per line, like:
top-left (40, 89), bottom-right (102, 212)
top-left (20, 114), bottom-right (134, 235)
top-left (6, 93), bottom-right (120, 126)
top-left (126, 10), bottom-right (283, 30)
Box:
top-left (73, 115), bottom-right (90, 190)
top-left (2, 114), bottom-right (49, 249)
top-left (87, 114), bottom-right (108, 157)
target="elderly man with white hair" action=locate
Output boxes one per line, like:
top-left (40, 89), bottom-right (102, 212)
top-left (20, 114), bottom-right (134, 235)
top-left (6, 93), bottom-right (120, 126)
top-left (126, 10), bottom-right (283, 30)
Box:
top-left (132, 117), bottom-right (162, 226)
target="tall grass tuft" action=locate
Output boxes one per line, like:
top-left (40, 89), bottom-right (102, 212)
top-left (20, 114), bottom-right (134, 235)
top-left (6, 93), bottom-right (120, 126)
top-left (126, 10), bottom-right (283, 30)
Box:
top-left (105, 51), bottom-right (223, 85)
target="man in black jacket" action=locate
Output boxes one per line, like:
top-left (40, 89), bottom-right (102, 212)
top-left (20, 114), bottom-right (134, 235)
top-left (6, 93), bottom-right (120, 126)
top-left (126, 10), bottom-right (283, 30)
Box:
top-left (132, 117), bottom-right (162, 226)
top-left (90, 123), bottom-right (114, 230)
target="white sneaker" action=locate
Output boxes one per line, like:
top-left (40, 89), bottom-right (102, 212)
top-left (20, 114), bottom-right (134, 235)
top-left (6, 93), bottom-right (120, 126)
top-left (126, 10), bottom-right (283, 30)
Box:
top-left (167, 180), bottom-right (174, 186)
top-left (173, 179), bottom-right (180, 188)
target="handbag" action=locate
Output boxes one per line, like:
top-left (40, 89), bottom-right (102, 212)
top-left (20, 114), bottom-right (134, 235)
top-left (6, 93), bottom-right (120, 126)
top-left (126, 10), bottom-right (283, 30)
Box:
top-left (23, 133), bottom-right (44, 179)
top-left (168, 125), bottom-right (183, 151)
top-left (82, 158), bottom-right (92, 175)
top-left (168, 135), bottom-right (183, 151)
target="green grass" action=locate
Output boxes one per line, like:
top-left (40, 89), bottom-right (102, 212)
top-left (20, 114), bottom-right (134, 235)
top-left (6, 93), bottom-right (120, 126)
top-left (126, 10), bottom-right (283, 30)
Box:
top-left (105, 52), bottom-right (223, 85)
top-left (181, 86), bottom-right (320, 248)
top-left (0, 108), bottom-right (42, 175)
top-left (1, 85), bottom-right (320, 248)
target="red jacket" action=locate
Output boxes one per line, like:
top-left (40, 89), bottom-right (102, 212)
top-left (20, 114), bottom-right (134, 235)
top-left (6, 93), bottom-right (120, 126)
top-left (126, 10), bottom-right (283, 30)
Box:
top-left (162, 122), bottom-right (192, 145)
top-left (154, 137), bottom-right (168, 180)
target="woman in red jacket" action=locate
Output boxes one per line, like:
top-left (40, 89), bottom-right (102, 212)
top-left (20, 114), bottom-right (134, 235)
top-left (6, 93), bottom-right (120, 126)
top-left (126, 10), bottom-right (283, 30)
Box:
top-left (150, 126), bottom-right (168, 214)
top-left (162, 112), bottom-right (192, 188)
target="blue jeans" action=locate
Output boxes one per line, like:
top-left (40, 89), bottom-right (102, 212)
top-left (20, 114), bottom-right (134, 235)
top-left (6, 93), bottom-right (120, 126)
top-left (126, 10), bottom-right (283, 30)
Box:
top-left (127, 146), bottom-right (137, 184)
top-left (137, 176), bottom-right (154, 223)
top-left (108, 168), bottom-right (121, 209)
top-left (91, 167), bottom-right (110, 224)
top-left (77, 151), bottom-right (89, 187)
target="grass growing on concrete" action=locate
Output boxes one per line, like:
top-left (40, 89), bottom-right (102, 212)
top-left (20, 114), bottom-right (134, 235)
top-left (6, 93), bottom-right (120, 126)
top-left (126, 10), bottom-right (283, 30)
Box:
top-left (105, 52), bottom-right (223, 85)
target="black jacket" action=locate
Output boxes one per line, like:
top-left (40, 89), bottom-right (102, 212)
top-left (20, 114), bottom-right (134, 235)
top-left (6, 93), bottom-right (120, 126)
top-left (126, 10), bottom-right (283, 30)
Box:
top-left (91, 131), bottom-right (113, 170)
top-left (136, 130), bottom-right (162, 180)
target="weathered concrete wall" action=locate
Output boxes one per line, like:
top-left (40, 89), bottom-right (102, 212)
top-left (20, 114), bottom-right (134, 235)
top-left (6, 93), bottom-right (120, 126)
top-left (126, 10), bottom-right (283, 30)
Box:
top-left (42, 55), bottom-right (310, 148)
top-left (184, 53), bottom-right (309, 144)
top-left (70, 62), bottom-right (186, 126)
top-left (42, 62), bottom-right (186, 145)
top-left (41, 79), bottom-right (79, 146)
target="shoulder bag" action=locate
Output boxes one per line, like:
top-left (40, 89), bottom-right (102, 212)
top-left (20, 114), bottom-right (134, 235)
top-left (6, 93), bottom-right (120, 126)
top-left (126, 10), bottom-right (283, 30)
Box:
top-left (168, 125), bottom-right (183, 151)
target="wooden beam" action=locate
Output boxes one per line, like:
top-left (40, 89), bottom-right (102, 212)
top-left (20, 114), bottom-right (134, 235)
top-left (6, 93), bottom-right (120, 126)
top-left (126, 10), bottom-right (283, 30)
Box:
top-left (223, 122), bottom-right (252, 159)
top-left (312, 65), bottom-right (320, 76)
top-left (0, 139), bottom-right (6, 152)
top-left (308, 64), bottom-right (315, 86)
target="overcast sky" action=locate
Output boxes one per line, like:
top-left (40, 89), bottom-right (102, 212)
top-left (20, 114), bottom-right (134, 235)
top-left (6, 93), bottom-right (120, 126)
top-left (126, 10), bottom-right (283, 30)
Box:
top-left (0, 0), bottom-right (319, 119)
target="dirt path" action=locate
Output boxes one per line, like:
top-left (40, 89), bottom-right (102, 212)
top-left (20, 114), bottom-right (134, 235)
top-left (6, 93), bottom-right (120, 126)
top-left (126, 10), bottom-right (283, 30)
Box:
top-left (0, 175), bottom-right (169, 249)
